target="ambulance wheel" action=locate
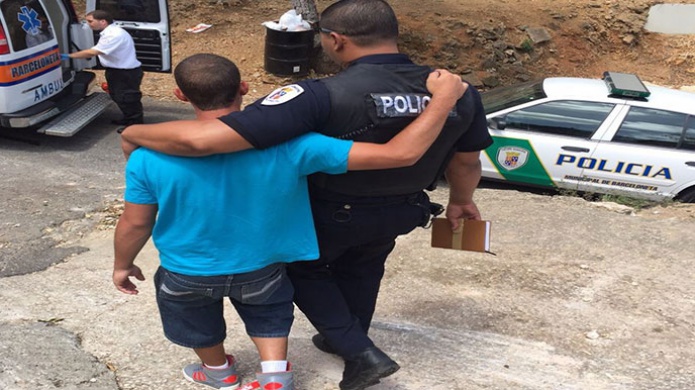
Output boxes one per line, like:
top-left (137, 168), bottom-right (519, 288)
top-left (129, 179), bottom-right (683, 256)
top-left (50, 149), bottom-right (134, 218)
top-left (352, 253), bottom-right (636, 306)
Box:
top-left (676, 187), bottom-right (695, 203)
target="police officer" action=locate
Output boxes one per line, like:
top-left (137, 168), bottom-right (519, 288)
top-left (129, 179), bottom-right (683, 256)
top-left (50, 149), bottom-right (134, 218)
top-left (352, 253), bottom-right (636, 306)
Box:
top-left (67, 10), bottom-right (143, 126)
top-left (121, 1), bottom-right (492, 389)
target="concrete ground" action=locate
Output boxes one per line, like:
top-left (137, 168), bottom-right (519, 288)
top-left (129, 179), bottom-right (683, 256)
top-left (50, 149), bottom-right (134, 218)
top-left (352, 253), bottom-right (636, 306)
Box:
top-left (1, 186), bottom-right (694, 390)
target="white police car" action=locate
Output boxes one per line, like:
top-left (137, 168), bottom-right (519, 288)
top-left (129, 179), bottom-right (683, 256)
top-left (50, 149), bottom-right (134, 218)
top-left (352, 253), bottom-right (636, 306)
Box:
top-left (480, 72), bottom-right (695, 203)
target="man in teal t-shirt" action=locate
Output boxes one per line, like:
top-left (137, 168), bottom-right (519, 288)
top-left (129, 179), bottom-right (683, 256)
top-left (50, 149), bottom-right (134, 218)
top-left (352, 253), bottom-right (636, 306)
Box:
top-left (125, 133), bottom-right (351, 276)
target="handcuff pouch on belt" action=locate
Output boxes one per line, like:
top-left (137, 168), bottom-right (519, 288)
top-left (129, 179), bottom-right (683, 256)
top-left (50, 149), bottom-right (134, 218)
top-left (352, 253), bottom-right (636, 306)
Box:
top-left (408, 196), bottom-right (444, 228)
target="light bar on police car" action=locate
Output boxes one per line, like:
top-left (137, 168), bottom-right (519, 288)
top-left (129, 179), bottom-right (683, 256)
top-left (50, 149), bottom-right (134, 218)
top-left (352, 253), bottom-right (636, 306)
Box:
top-left (602, 71), bottom-right (651, 99)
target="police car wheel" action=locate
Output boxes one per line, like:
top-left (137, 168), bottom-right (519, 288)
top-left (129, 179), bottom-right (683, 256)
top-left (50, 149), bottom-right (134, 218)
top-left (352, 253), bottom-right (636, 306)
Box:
top-left (676, 187), bottom-right (695, 203)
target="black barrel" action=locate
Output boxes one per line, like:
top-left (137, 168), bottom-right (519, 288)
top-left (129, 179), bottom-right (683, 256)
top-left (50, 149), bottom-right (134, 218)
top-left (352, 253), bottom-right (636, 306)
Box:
top-left (264, 26), bottom-right (314, 77)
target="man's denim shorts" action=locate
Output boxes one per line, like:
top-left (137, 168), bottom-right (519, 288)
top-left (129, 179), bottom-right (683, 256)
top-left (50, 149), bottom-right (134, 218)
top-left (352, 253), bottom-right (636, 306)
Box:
top-left (154, 263), bottom-right (295, 349)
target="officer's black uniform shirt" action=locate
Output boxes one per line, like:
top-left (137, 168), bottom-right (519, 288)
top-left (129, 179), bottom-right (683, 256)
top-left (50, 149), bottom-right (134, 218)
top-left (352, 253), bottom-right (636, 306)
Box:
top-left (219, 54), bottom-right (491, 153)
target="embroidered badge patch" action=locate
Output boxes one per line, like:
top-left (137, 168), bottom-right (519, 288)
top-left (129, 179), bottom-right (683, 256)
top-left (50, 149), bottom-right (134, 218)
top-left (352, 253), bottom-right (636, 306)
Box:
top-left (262, 84), bottom-right (304, 106)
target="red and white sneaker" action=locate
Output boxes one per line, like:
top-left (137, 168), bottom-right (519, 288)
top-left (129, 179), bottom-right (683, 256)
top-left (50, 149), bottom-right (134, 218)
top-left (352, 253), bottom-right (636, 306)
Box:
top-left (238, 365), bottom-right (293, 390)
top-left (182, 354), bottom-right (241, 390)
top-left (238, 382), bottom-right (261, 390)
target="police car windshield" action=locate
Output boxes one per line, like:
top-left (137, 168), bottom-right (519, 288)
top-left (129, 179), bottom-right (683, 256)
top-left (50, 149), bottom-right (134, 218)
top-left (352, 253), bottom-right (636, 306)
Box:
top-left (481, 80), bottom-right (546, 114)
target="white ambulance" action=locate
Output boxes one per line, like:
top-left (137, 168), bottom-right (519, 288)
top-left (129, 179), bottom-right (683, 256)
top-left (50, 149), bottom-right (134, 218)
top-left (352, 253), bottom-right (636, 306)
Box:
top-left (0, 0), bottom-right (170, 136)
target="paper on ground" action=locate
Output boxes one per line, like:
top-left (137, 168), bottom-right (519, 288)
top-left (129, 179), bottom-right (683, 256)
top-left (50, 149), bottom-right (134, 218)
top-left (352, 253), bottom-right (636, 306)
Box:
top-left (186, 23), bottom-right (213, 33)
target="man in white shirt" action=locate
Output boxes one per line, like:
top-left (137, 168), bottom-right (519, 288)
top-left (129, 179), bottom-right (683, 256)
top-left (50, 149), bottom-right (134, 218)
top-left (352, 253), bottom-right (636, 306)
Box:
top-left (67, 10), bottom-right (144, 126)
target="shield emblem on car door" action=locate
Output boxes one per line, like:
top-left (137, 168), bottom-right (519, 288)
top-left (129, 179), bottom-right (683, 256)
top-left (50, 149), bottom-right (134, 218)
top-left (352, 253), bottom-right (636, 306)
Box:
top-left (496, 146), bottom-right (529, 171)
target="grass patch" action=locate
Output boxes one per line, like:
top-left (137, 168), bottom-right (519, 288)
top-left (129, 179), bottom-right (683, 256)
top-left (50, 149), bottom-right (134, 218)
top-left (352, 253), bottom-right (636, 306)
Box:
top-left (557, 189), bottom-right (670, 210)
top-left (595, 194), bottom-right (664, 210)
top-left (519, 38), bottom-right (534, 53)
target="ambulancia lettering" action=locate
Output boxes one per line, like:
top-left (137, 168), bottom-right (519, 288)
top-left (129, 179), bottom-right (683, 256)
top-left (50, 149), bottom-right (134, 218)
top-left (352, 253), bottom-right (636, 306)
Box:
top-left (34, 78), bottom-right (64, 101)
top-left (556, 154), bottom-right (672, 180)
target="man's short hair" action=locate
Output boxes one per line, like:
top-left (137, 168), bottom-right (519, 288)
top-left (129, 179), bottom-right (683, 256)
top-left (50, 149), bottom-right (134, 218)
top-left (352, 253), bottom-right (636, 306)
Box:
top-left (87, 10), bottom-right (113, 24)
top-left (319, 0), bottom-right (398, 47)
top-left (174, 54), bottom-right (241, 111)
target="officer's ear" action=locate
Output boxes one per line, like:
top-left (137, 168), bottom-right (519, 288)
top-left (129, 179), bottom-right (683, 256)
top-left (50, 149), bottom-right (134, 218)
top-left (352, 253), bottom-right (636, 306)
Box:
top-left (239, 81), bottom-right (249, 96)
top-left (173, 87), bottom-right (189, 103)
top-left (323, 31), bottom-right (346, 53)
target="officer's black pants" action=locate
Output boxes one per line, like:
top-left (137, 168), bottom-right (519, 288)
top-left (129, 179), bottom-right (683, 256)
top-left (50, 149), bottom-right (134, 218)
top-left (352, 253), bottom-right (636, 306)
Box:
top-left (287, 190), bottom-right (433, 358)
top-left (105, 67), bottom-right (143, 121)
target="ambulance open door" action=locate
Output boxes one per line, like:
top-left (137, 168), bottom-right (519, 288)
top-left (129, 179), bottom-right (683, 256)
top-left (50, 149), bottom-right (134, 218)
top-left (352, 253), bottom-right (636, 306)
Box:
top-left (86, 0), bottom-right (171, 72)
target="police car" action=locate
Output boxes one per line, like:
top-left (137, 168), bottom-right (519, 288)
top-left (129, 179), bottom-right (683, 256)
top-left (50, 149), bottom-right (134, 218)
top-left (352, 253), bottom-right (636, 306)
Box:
top-left (480, 72), bottom-right (695, 203)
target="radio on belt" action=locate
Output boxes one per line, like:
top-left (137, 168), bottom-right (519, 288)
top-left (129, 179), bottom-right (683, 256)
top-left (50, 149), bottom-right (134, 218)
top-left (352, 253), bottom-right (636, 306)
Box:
top-left (602, 71), bottom-right (651, 99)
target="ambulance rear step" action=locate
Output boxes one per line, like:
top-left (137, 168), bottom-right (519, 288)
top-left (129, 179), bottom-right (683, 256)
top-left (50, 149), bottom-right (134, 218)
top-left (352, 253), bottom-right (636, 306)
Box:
top-left (37, 92), bottom-right (113, 137)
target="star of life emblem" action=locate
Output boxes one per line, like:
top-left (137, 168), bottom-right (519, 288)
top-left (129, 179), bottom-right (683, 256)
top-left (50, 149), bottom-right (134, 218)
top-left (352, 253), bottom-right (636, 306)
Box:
top-left (18, 6), bottom-right (42, 36)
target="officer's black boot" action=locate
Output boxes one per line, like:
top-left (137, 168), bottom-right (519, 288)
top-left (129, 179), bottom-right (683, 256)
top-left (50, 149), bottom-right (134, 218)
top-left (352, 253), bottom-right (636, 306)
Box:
top-left (339, 346), bottom-right (400, 390)
top-left (311, 334), bottom-right (338, 355)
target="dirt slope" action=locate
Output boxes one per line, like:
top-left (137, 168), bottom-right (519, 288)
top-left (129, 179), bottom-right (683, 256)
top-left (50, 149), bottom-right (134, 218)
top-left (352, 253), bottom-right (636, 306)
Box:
top-left (136, 0), bottom-right (695, 103)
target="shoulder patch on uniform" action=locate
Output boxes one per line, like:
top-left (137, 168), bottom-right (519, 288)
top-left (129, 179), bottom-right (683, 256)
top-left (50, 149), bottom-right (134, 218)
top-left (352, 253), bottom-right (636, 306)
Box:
top-left (262, 84), bottom-right (305, 106)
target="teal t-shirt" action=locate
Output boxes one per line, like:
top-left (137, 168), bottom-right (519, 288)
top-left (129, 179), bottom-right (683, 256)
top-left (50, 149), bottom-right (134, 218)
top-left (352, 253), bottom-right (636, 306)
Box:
top-left (124, 133), bottom-right (352, 276)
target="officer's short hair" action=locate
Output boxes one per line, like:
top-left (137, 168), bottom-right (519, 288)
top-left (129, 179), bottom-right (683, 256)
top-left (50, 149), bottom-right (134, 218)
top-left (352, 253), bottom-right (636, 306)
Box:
top-left (174, 54), bottom-right (241, 111)
top-left (319, 0), bottom-right (398, 47)
top-left (87, 10), bottom-right (113, 24)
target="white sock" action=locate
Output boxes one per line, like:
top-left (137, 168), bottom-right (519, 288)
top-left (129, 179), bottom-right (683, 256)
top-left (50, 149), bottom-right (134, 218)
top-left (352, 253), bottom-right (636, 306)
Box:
top-left (204, 360), bottom-right (229, 370)
top-left (261, 360), bottom-right (288, 373)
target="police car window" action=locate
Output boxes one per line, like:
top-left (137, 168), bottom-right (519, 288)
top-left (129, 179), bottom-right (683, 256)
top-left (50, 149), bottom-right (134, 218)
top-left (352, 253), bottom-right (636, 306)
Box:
top-left (95, 0), bottom-right (160, 23)
top-left (503, 100), bottom-right (614, 138)
top-left (1, 0), bottom-right (52, 52)
top-left (680, 116), bottom-right (695, 151)
top-left (481, 80), bottom-right (546, 115)
top-left (613, 107), bottom-right (686, 149)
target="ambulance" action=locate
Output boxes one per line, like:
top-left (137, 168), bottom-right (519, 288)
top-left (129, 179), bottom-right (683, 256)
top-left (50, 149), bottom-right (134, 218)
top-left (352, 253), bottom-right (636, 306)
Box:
top-left (0, 0), bottom-right (170, 136)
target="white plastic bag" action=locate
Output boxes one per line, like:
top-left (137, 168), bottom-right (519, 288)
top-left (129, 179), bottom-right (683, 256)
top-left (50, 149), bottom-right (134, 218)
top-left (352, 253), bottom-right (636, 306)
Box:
top-left (263, 10), bottom-right (311, 31)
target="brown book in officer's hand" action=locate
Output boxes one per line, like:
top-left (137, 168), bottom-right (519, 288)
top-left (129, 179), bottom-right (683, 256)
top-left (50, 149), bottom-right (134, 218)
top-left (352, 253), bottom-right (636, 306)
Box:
top-left (431, 217), bottom-right (492, 253)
